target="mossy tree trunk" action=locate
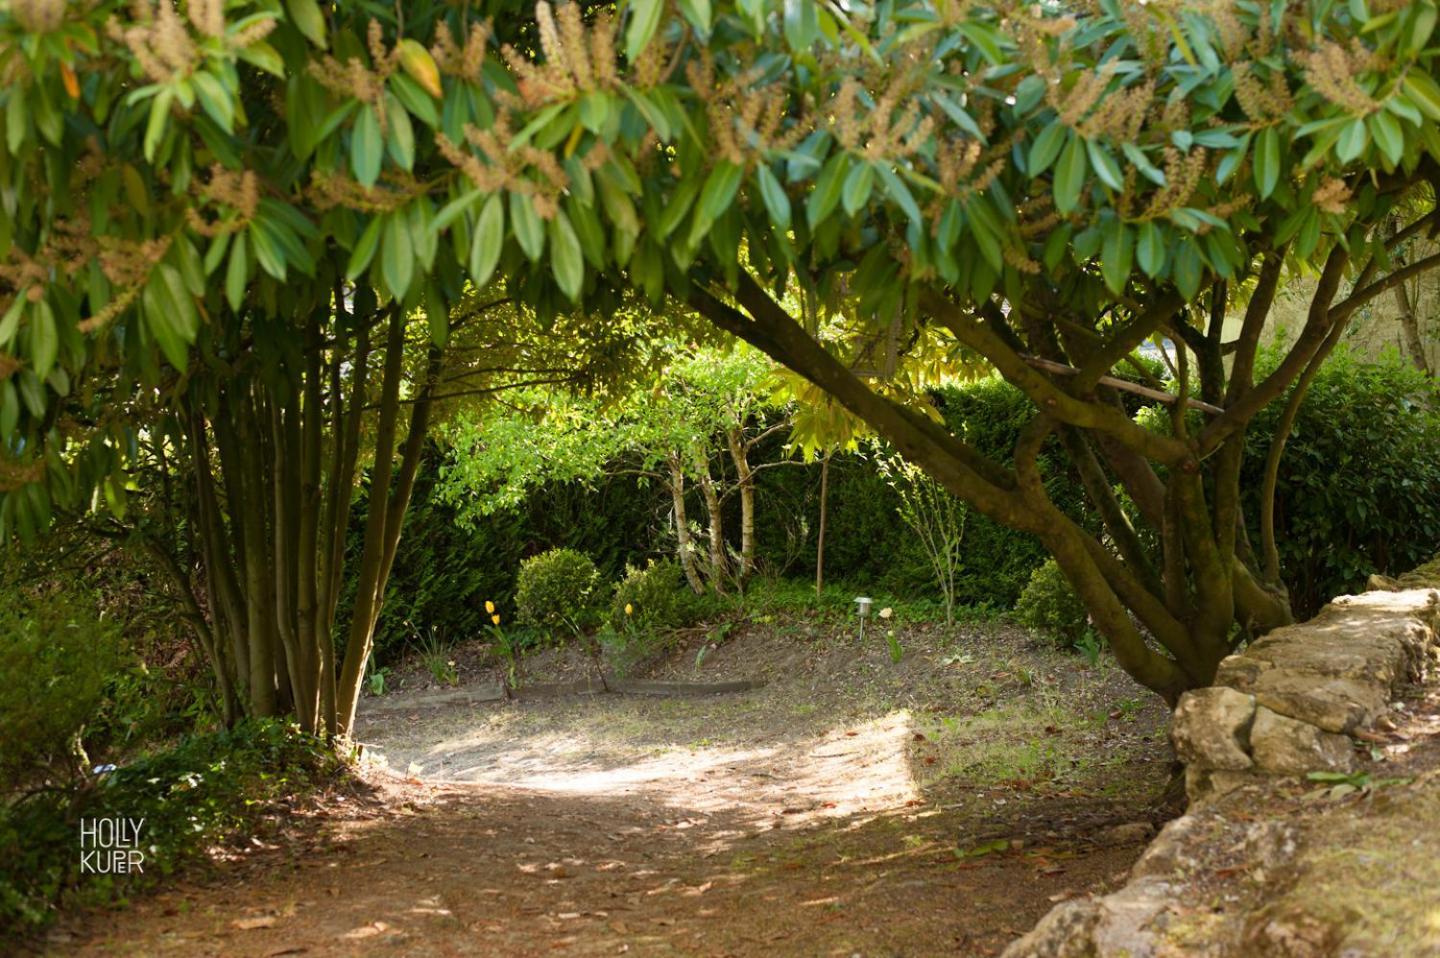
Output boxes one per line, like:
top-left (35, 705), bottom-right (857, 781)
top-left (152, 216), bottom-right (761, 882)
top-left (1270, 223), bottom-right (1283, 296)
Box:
top-left (667, 453), bottom-right (707, 595)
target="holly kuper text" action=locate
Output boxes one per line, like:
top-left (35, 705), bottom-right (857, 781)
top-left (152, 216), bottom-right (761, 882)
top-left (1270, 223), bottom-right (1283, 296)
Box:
top-left (80, 817), bottom-right (146, 875)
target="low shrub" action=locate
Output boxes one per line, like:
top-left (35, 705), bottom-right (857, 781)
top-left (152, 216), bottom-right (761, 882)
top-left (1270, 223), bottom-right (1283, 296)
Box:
top-left (608, 559), bottom-right (708, 632)
top-left (342, 444), bottom-right (662, 666)
top-left (1014, 559), bottom-right (1091, 648)
top-left (0, 587), bottom-right (125, 794)
top-left (515, 547), bottom-right (600, 636)
top-left (0, 719), bottom-right (343, 937)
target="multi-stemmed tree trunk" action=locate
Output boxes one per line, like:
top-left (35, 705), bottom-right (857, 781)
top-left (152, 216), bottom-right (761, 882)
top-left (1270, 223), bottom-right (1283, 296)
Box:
top-left (691, 447), bottom-right (730, 591)
top-left (691, 223), bottom-right (1440, 704)
top-left (725, 427), bottom-right (758, 583)
top-left (153, 302), bottom-right (440, 738)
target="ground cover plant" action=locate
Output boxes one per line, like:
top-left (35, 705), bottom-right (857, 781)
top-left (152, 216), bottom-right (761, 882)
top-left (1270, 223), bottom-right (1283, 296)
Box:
top-left (0, 718), bottom-right (346, 939)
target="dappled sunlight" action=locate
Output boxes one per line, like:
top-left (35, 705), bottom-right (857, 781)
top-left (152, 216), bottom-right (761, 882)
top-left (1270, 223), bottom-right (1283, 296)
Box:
top-left (366, 698), bottom-right (923, 839)
top-left (447, 738), bottom-right (782, 793)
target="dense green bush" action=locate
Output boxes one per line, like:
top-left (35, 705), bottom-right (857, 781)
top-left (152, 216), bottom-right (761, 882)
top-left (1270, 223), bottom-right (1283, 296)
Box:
top-left (1014, 559), bottom-right (1091, 647)
top-left (0, 719), bottom-right (341, 937)
top-left (609, 559), bottom-right (708, 632)
top-left (0, 587), bottom-right (125, 792)
top-left (515, 547), bottom-right (600, 636)
top-left (935, 379), bottom-right (1091, 603)
top-left (1243, 347), bottom-right (1440, 617)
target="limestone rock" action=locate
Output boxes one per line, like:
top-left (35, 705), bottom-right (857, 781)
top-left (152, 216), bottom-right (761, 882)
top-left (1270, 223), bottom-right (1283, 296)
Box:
top-left (1130, 813), bottom-right (1211, 880)
top-left (1096, 821), bottom-right (1155, 846)
top-left (1248, 706), bottom-right (1354, 776)
top-left (1011, 567), bottom-right (1440, 958)
top-left (1242, 900), bottom-right (1354, 958)
top-left (1171, 687), bottom-right (1256, 770)
top-left (1002, 898), bottom-right (1101, 958)
top-left (1002, 878), bottom-right (1191, 958)
top-left (1185, 765), bottom-right (1261, 804)
top-left (1242, 625), bottom-right (1416, 688)
top-left (1214, 653), bottom-right (1266, 689)
top-left (1245, 670), bottom-right (1387, 734)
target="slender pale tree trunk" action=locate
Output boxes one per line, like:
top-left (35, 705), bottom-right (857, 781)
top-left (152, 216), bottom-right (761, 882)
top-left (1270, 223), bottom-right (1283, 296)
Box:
top-left (334, 309), bottom-right (442, 737)
top-left (668, 453), bottom-right (706, 594)
top-left (725, 427), bottom-right (756, 583)
top-left (1393, 282), bottom-right (1432, 376)
top-left (692, 448), bottom-right (728, 591)
top-left (815, 451), bottom-right (831, 598)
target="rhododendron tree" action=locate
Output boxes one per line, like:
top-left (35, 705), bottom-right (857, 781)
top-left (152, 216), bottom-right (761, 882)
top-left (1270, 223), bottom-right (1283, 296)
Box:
top-left (3, 0), bottom-right (1439, 708)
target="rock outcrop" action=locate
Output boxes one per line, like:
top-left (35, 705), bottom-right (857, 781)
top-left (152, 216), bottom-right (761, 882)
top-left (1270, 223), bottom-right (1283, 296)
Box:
top-left (1181, 588), bottom-right (1437, 802)
top-left (1005, 564), bottom-right (1440, 958)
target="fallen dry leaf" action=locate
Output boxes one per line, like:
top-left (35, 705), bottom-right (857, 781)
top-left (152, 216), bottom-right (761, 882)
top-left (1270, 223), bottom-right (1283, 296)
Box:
top-left (232, 916), bottom-right (276, 930)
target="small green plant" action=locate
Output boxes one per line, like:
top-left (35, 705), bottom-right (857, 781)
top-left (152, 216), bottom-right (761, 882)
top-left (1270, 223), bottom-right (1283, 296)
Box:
top-left (483, 602), bottom-right (520, 690)
top-left (411, 625), bottom-right (458, 687)
top-left (1112, 697), bottom-right (1144, 722)
top-left (515, 547), bottom-right (599, 638)
top-left (1302, 770), bottom-right (1412, 801)
top-left (1014, 559), bottom-right (1091, 648)
top-left (884, 628), bottom-right (904, 664)
top-left (1076, 631), bottom-right (1104, 666)
top-left (874, 446), bottom-right (968, 627)
top-left (956, 838), bottom-right (1011, 859)
top-left (365, 661), bottom-right (391, 697)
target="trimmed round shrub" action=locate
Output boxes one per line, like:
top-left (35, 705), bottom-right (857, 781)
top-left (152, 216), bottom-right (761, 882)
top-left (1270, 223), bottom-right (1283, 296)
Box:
top-left (515, 547), bottom-right (599, 635)
top-left (1014, 559), bottom-right (1090, 647)
top-left (609, 559), bottom-right (705, 632)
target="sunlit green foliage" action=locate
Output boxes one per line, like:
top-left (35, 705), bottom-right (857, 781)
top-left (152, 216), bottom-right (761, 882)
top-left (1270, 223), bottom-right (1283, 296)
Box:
top-left (438, 345), bottom-right (777, 519)
top-left (0, 719), bottom-right (339, 935)
top-left (0, 586), bottom-right (123, 790)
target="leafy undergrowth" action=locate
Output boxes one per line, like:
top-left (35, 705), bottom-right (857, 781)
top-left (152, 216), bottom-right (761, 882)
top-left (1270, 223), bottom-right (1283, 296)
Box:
top-left (1, 719), bottom-right (364, 947)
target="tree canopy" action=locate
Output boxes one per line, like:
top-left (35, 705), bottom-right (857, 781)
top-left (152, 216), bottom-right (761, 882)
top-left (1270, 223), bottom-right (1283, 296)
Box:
top-left (4, 0), bottom-right (1440, 705)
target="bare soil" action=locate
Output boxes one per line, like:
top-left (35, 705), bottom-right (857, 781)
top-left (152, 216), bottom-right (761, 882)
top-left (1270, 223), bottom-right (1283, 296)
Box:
top-left (50, 615), bottom-right (1175, 957)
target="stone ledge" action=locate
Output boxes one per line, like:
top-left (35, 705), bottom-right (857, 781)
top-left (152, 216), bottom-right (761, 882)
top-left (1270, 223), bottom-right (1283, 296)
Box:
top-left (1178, 587), bottom-right (1438, 800)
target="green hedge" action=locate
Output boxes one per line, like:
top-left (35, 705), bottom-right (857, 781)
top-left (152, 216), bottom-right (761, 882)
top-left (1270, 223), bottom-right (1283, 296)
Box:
top-left (350, 380), bottom-right (1090, 662)
top-left (338, 446), bottom-right (661, 664)
top-left (749, 377), bottom-right (1086, 606)
top-left (1243, 347), bottom-right (1440, 617)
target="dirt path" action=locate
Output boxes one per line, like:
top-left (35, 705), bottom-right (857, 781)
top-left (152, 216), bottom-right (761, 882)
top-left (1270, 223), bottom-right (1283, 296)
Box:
top-left (53, 622), bottom-right (1173, 957)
